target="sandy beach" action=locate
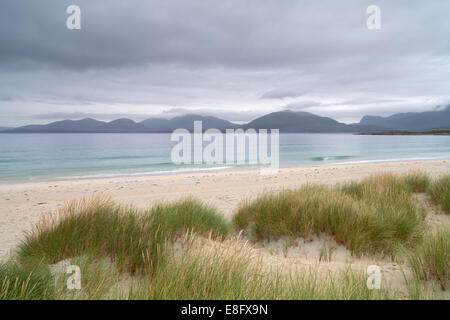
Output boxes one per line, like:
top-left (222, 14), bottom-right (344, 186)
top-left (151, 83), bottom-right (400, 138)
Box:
top-left (1, 159), bottom-right (449, 260)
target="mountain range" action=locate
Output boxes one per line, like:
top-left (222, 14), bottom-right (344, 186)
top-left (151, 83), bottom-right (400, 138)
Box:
top-left (359, 105), bottom-right (450, 131)
top-left (2, 106), bottom-right (449, 133)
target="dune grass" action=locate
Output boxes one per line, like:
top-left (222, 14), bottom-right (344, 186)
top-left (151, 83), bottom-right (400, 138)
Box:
top-left (0, 261), bottom-right (54, 300)
top-left (17, 197), bottom-right (230, 275)
top-left (406, 279), bottom-right (448, 300)
top-left (150, 199), bottom-right (231, 239)
top-left (340, 171), bottom-right (430, 196)
top-left (51, 255), bottom-right (127, 300)
top-left (4, 234), bottom-right (446, 300)
top-left (426, 175), bottom-right (450, 212)
top-left (17, 197), bottom-right (165, 274)
top-left (406, 229), bottom-right (449, 290)
top-left (401, 171), bottom-right (430, 193)
top-left (2, 172), bottom-right (449, 300)
top-left (2, 236), bottom-right (395, 300)
top-left (123, 237), bottom-right (393, 300)
top-left (234, 173), bottom-right (426, 256)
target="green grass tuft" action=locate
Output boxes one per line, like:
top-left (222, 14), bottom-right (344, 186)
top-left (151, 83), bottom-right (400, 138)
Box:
top-left (401, 171), bottom-right (430, 193)
top-left (406, 229), bottom-right (449, 290)
top-left (234, 174), bottom-right (425, 255)
top-left (150, 198), bottom-right (231, 239)
top-left (426, 175), bottom-right (450, 212)
top-left (0, 262), bottom-right (54, 300)
top-left (130, 238), bottom-right (393, 300)
top-left (17, 198), bottom-right (165, 274)
top-left (17, 197), bottom-right (230, 275)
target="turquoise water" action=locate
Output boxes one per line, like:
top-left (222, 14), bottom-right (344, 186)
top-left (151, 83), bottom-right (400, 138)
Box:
top-left (0, 133), bottom-right (449, 183)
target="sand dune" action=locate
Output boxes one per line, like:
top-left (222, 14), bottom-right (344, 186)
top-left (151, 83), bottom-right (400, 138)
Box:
top-left (0, 159), bottom-right (449, 260)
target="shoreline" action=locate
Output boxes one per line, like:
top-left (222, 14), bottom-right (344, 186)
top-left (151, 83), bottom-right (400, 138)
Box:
top-left (1, 156), bottom-right (448, 186)
top-left (1, 159), bottom-right (449, 259)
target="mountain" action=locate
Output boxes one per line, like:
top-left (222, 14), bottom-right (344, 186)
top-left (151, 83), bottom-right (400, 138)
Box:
top-left (2, 111), bottom-right (379, 133)
top-left (166, 114), bottom-right (239, 132)
top-left (359, 105), bottom-right (450, 131)
top-left (6, 118), bottom-right (106, 133)
top-left (97, 118), bottom-right (141, 133)
top-left (4, 115), bottom-right (238, 133)
top-left (0, 127), bottom-right (11, 131)
top-left (3, 106), bottom-right (448, 133)
top-left (139, 118), bottom-right (171, 132)
top-left (243, 110), bottom-right (387, 133)
top-left (243, 110), bottom-right (351, 132)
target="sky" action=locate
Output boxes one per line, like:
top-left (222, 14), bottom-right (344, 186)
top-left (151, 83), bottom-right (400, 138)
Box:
top-left (1, 0), bottom-right (449, 127)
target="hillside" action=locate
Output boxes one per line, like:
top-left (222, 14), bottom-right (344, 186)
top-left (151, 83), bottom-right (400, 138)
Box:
top-left (359, 105), bottom-right (450, 131)
top-left (3, 106), bottom-right (448, 133)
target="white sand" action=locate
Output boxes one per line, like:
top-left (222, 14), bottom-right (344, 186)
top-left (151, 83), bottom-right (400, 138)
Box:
top-left (1, 159), bottom-right (449, 260)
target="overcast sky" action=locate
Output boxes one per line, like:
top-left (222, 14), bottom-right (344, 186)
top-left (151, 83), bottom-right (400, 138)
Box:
top-left (1, 0), bottom-right (449, 126)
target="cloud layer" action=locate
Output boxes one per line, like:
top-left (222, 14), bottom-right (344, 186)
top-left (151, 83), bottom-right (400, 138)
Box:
top-left (1, 0), bottom-right (449, 126)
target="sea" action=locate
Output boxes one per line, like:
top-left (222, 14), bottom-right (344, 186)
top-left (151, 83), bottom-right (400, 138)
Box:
top-left (0, 133), bottom-right (449, 183)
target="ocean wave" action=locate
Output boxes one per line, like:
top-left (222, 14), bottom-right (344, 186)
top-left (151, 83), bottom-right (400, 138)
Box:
top-left (309, 155), bottom-right (353, 161)
top-left (337, 157), bottom-right (438, 165)
top-left (59, 166), bottom-right (232, 180)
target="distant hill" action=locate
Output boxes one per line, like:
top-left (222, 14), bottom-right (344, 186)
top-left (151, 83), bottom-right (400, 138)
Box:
top-left (4, 115), bottom-right (239, 133)
top-left (242, 110), bottom-right (385, 133)
top-left (167, 114), bottom-right (239, 132)
top-left (359, 105), bottom-right (450, 131)
top-left (6, 118), bottom-right (107, 133)
top-left (0, 127), bottom-right (11, 131)
top-left (97, 118), bottom-right (141, 133)
top-left (3, 106), bottom-right (449, 133)
top-left (242, 110), bottom-right (348, 132)
top-left (139, 118), bottom-right (171, 132)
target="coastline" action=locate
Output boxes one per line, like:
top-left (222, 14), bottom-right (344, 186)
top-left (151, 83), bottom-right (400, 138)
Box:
top-left (1, 155), bottom-right (448, 185)
top-left (1, 159), bottom-right (449, 259)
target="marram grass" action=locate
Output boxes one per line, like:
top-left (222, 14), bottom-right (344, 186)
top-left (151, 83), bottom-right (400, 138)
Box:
top-left (1, 236), bottom-right (396, 300)
top-left (17, 197), bottom-right (230, 275)
top-left (426, 175), bottom-right (450, 212)
top-left (129, 237), bottom-right (394, 300)
top-left (234, 173), bottom-right (426, 255)
top-left (0, 261), bottom-right (54, 300)
top-left (406, 228), bottom-right (449, 290)
top-left (2, 172), bottom-right (449, 300)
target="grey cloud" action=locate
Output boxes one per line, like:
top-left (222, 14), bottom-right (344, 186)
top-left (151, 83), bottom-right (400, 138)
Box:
top-left (158, 108), bottom-right (264, 123)
top-left (260, 89), bottom-right (307, 100)
top-left (285, 101), bottom-right (325, 110)
top-left (0, 1), bottom-right (450, 126)
top-left (434, 103), bottom-right (450, 111)
top-left (2, 0), bottom-right (449, 72)
top-left (339, 98), bottom-right (407, 106)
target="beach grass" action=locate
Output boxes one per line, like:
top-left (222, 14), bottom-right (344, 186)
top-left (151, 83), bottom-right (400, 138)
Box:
top-left (17, 197), bottom-right (230, 275)
top-left (17, 197), bottom-right (165, 274)
top-left (401, 171), bottom-right (430, 193)
top-left (0, 261), bottom-right (54, 300)
top-left (406, 228), bottom-right (449, 290)
top-left (406, 279), bottom-right (448, 300)
top-left (51, 255), bottom-right (126, 300)
top-left (1, 236), bottom-right (395, 300)
top-left (130, 237), bottom-right (393, 300)
top-left (150, 198), bottom-right (231, 239)
top-left (426, 175), bottom-right (450, 212)
top-left (2, 172), bottom-right (449, 300)
top-left (234, 174), bottom-right (426, 255)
